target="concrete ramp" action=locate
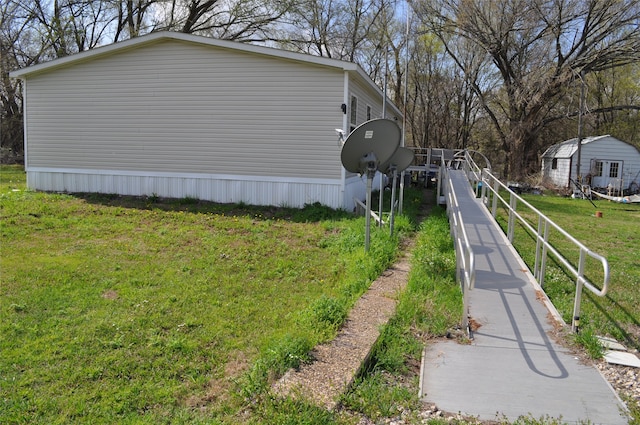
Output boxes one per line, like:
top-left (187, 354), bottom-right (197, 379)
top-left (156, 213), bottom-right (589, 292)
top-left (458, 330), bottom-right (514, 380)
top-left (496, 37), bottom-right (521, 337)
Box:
top-left (420, 170), bottom-right (628, 424)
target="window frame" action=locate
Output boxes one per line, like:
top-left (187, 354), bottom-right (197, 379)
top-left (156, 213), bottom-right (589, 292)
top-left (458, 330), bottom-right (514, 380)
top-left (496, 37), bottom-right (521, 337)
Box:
top-left (349, 95), bottom-right (358, 132)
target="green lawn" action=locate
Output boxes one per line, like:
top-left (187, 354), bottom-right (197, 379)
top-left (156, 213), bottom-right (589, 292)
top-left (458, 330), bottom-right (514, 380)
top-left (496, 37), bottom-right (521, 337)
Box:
top-left (3, 164), bottom-right (638, 424)
top-left (0, 165), bottom-right (417, 424)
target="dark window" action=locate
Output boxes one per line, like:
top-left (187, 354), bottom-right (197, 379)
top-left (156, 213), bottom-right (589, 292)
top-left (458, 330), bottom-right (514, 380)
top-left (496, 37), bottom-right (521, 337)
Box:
top-left (551, 158), bottom-right (558, 170)
top-left (609, 162), bottom-right (620, 178)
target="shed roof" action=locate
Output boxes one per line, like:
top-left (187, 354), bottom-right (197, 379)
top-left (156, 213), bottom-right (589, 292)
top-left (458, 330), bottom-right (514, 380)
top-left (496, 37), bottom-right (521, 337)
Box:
top-left (541, 135), bottom-right (613, 159)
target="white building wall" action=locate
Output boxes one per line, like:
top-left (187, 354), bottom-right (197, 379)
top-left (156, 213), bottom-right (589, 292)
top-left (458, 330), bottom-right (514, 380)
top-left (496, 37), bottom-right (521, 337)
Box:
top-left (572, 138), bottom-right (640, 189)
top-left (542, 136), bottom-right (640, 189)
top-left (542, 157), bottom-right (572, 187)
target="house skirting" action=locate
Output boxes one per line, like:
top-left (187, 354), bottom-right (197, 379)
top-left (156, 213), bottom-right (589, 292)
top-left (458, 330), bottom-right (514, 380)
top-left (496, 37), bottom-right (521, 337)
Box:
top-left (26, 168), bottom-right (345, 209)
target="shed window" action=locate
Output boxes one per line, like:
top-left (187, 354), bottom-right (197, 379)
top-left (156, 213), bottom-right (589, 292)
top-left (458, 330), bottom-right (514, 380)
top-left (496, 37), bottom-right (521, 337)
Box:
top-left (366, 105), bottom-right (372, 121)
top-left (594, 161), bottom-right (603, 177)
top-left (350, 95), bottom-right (358, 132)
top-left (551, 158), bottom-right (558, 170)
top-left (609, 162), bottom-right (620, 178)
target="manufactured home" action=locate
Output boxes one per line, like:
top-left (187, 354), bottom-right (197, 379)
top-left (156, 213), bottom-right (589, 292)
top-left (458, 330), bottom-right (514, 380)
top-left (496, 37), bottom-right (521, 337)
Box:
top-left (10, 31), bottom-right (402, 210)
top-left (541, 135), bottom-right (640, 193)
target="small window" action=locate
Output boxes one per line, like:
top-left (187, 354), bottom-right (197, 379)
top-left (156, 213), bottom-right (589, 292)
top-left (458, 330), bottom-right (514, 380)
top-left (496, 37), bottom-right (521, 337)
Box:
top-left (594, 161), bottom-right (603, 177)
top-left (609, 162), bottom-right (620, 178)
top-left (551, 158), bottom-right (558, 170)
top-left (350, 95), bottom-right (358, 131)
top-left (366, 105), bottom-right (372, 121)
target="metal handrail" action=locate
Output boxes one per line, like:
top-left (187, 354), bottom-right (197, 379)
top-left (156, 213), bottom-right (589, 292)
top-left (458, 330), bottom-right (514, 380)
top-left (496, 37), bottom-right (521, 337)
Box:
top-left (478, 169), bottom-right (609, 332)
top-left (443, 167), bottom-right (476, 335)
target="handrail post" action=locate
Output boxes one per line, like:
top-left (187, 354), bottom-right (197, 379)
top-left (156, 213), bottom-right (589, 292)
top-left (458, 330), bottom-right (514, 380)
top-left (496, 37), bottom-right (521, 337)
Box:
top-left (507, 193), bottom-right (516, 242)
top-left (481, 169), bottom-right (488, 203)
top-left (491, 177), bottom-right (499, 218)
top-left (539, 221), bottom-right (549, 288)
top-left (572, 250), bottom-right (587, 332)
top-left (534, 215), bottom-right (543, 281)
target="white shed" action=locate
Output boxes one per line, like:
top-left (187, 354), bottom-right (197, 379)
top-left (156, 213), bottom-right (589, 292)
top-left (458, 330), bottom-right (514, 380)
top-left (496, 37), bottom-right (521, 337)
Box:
top-left (541, 135), bottom-right (640, 192)
top-left (10, 31), bottom-right (402, 210)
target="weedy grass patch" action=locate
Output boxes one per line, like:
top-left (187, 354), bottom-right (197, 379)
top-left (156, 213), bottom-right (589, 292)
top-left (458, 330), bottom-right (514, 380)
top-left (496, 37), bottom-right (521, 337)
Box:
top-left (0, 165), bottom-right (419, 424)
top-left (342, 206), bottom-right (462, 422)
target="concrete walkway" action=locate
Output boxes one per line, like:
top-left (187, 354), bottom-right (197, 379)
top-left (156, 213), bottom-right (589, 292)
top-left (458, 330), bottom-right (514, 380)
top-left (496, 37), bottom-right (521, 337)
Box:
top-left (420, 170), bottom-right (629, 424)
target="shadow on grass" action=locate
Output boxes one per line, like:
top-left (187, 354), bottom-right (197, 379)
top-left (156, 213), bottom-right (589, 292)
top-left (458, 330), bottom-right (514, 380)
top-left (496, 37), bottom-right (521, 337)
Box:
top-left (586, 291), bottom-right (640, 351)
top-left (72, 192), bottom-right (353, 223)
top-left (72, 186), bottom-right (430, 225)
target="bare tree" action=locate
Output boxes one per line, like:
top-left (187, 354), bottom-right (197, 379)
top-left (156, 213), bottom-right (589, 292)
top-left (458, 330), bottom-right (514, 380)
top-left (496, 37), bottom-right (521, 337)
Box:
top-left (404, 31), bottom-right (482, 152)
top-left (112, 0), bottom-right (158, 41)
top-left (588, 65), bottom-right (640, 148)
top-left (1, 0), bottom-right (47, 162)
top-left (151, 0), bottom-right (295, 41)
top-left (413, 0), bottom-right (640, 178)
top-left (284, 0), bottom-right (391, 61)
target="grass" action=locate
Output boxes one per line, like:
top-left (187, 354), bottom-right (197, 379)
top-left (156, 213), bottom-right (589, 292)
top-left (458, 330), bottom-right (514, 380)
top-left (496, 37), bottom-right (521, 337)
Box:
top-left (0, 165), bottom-right (417, 424)
top-left (341, 208), bottom-right (462, 422)
top-left (490, 190), bottom-right (640, 351)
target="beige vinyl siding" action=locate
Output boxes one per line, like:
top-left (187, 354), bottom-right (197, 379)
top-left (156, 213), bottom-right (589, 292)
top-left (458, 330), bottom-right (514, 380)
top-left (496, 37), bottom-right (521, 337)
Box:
top-left (341, 75), bottom-right (402, 185)
top-left (25, 39), bottom-right (345, 180)
top-left (349, 77), bottom-right (400, 124)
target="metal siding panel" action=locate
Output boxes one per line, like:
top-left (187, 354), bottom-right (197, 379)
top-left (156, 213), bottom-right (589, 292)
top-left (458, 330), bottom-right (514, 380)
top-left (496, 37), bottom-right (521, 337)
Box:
top-left (24, 40), bottom-right (345, 181)
top-left (26, 170), bottom-right (343, 208)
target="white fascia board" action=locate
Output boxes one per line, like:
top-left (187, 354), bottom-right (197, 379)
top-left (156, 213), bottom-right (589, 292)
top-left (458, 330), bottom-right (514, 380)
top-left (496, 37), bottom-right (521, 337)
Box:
top-left (10, 31), bottom-right (359, 79)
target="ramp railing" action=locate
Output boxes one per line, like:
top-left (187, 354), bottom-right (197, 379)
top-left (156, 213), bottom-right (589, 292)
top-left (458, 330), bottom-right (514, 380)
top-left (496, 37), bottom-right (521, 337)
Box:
top-left (477, 169), bottom-right (609, 333)
top-left (442, 167), bottom-right (476, 335)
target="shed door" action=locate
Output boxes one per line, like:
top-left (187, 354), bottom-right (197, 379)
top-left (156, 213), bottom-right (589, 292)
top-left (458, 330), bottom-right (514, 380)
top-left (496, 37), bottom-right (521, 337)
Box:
top-left (590, 159), bottom-right (623, 189)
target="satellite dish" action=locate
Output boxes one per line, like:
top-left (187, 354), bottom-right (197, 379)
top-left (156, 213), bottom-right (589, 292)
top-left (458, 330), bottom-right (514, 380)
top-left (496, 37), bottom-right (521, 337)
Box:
top-left (340, 119), bottom-right (401, 252)
top-left (340, 119), bottom-right (401, 174)
top-left (378, 147), bottom-right (414, 174)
